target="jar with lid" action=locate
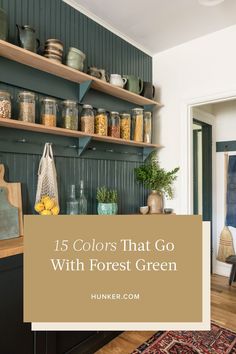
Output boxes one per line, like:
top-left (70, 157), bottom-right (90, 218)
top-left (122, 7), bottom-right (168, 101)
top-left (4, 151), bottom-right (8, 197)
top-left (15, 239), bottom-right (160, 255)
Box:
top-left (41, 97), bottom-right (57, 127)
top-left (61, 100), bottom-right (78, 130)
top-left (131, 108), bottom-right (143, 142)
top-left (120, 113), bottom-right (131, 140)
top-left (0, 91), bottom-right (11, 119)
top-left (108, 111), bottom-right (120, 138)
top-left (80, 104), bottom-right (94, 134)
top-left (18, 91), bottom-right (36, 123)
top-left (143, 111), bottom-right (152, 143)
top-left (95, 108), bottom-right (108, 136)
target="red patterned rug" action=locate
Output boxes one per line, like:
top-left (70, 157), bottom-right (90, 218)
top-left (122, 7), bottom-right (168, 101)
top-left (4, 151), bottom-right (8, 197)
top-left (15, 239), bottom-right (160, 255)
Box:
top-left (132, 323), bottom-right (236, 354)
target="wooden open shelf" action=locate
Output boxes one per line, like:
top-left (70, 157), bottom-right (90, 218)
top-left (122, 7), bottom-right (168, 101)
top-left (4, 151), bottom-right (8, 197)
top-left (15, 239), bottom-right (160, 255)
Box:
top-left (0, 236), bottom-right (23, 259)
top-left (0, 118), bottom-right (162, 149)
top-left (0, 40), bottom-right (162, 107)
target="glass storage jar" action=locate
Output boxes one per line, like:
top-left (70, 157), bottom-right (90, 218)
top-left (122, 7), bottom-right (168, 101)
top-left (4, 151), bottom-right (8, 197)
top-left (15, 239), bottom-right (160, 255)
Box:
top-left (0, 91), bottom-right (11, 119)
top-left (18, 91), bottom-right (36, 123)
top-left (108, 111), bottom-right (120, 138)
top-left (61, 100), bottom-right (78, 130)
top-left (120, 113), bottom-right (131, 140)
top-left (143, 111), bottom-right (152, 143)
top-left (95, 108), bottom-right (108, 136)
top-left (41, 97), bottom-right (57, 127)
top-left (80, 104), bottom-right (94, 134)
top-left (131, 108), bottom-right (143, 142)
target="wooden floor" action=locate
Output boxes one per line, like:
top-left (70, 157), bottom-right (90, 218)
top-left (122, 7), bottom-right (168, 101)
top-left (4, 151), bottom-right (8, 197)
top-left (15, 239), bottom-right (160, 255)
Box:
top-left (96, 274), bottom-right (236, 354)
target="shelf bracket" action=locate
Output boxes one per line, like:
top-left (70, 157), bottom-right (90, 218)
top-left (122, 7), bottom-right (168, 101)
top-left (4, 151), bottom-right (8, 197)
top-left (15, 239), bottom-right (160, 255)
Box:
top-left (78, 137), bottom-right (91, 156)
top-left (142, 104), bottom-right (156, 111)
top-left (79, 80), bottom-right (93, 102)
top-left (143, 146), bottom-right (157, 161)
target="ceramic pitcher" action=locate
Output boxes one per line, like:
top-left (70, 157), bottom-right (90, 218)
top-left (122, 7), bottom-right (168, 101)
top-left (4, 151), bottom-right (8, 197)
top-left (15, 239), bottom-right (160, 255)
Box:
top-left (16, 25), bottom-right (40, 52)
top-left (123, 75), bottom-right (143, 94)
top-left (109, 74), bottom-right (127, 88)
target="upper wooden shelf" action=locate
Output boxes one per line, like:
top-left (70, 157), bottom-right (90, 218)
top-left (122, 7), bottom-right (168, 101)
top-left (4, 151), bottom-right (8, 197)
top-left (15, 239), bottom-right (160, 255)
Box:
top-left (0, 118), bottom-right (162, 149)
top-left (0, 40), bottom-right (162, 107)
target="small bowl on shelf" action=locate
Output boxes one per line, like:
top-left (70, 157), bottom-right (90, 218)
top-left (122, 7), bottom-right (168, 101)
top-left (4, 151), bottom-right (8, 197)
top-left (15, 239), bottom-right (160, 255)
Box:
top-left (164, 208), bottom-right (173, 214)
top-left (140, 206), bottom-right (149, 215)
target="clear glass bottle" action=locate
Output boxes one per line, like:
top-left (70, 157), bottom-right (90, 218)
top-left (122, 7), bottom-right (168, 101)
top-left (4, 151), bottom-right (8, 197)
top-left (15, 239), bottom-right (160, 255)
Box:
top-left (61, 100), bottom-right (78, 130)
top-left (95, 108), bottom-right (108, 136)
top-left (120, 113), bottom-right (131, 140)
top-left (18, 91), bottom-right (36, 123)
top-left (80, 104), bottom-right (94, 134)
top-left (66, 184), bottom-right (79, 215)
top-left (108, 111), bottom-right (120, 138)
top-left (78, 180), bottom-right (87, 214)
top-left (131, 108), bottom-right (144, 142)
top-left (41, 97), bottom-right (57, 127)
top-left (0, 90), bottom-right (11, 119)
top-left (143, 111), bottom-right (152, 143)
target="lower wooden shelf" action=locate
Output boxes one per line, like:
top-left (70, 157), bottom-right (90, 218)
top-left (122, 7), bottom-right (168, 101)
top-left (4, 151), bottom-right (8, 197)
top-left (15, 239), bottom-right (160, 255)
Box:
top-left (0, 118), bottom-right (162, 149)
top-left (0, 236), bottom-right (24, 259)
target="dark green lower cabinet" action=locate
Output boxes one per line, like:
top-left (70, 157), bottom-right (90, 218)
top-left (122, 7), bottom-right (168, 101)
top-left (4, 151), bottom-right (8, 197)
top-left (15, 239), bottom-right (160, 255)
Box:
top-left (0, 254), bottom-right (120, 354)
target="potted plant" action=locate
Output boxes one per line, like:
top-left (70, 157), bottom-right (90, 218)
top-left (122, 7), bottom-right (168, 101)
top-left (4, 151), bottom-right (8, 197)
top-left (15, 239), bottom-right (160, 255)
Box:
top-left (96, 187), bottom-right (118, 215)
top-left (135, 151), bottom-right (179, 214)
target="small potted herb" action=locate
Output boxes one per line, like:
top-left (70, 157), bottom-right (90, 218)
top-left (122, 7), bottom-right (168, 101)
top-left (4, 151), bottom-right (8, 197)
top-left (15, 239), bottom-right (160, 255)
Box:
top-left (135, 151), bottom-right (179, 214)
top-left (96, 187), bottom-right (118, 215)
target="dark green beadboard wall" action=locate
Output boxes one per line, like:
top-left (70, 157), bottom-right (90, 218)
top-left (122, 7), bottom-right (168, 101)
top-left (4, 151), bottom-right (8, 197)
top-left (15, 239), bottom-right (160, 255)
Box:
top-left (0, 0), bottom-right (152, 214)
top-left (0, 0), bottom-right (152, 80)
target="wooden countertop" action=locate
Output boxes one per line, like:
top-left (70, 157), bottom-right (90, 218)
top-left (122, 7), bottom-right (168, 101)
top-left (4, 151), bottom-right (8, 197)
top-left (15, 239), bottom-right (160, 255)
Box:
top-left (0, 237), bottom-right (24, 259)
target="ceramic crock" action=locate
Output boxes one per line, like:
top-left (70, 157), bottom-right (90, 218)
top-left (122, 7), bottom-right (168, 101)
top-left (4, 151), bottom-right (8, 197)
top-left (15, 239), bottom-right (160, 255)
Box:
top-left (66, 47), bottom-right (86, 71)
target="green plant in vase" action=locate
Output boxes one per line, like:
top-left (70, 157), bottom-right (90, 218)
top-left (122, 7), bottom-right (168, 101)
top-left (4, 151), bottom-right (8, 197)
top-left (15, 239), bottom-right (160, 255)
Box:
top-left (135, 151), bottom-right (179, 214)
top-left (96, 187), bottom-right (118, 215)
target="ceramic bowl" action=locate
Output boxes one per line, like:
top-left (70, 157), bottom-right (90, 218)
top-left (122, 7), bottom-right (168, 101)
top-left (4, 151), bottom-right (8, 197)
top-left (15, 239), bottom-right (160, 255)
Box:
top-left (140, 206), bottom-right (149, 215)
top-left (164, 208), bottom-right (173, 214)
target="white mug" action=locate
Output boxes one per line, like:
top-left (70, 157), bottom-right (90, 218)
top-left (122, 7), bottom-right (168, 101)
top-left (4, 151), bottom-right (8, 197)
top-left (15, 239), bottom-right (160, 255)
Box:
top-left (110, 74), bottom-right (127, 88)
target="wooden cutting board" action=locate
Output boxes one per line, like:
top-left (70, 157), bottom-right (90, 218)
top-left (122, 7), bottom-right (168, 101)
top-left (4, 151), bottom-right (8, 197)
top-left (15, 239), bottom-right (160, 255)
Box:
top-left (0, 187), bottom-right (19, 239)
top-left (0, 164), bottom-right (23, 237)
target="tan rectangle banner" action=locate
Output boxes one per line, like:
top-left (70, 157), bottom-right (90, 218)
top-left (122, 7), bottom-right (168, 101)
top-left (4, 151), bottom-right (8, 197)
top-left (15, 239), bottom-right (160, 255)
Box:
top-left (24, 215), bottom-right (202, 323)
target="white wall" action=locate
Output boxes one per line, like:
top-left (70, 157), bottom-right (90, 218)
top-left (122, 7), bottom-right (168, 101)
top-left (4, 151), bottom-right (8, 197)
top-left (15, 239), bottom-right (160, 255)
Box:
top-left (153, 25), bottom-right (236, 213)
top-left (213, 100), bottom-right (236, 276)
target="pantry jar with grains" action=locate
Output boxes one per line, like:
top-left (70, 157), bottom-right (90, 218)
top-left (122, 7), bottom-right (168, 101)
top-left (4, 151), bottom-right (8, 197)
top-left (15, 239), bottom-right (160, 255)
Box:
top-left (61, 100), bottom-right (78, 130)
top-left (131, 108), bottom-right (143, 142)
top-left (95, 108), bottom-right (108, 136)
top-left (18, 91), bottom-right (36, 123)
top-left (41, 97), bottom-right (57, 127)
top-left (120, 113), bottom-right (131, 140)
top-left (0, 91), bottom-right (11, 119)
top-left (80, 104), bottom-right (94, 134)
top-left (143, 111), bottom-right (152, 143)
top-left (108, 111), bottom-right (120, 138)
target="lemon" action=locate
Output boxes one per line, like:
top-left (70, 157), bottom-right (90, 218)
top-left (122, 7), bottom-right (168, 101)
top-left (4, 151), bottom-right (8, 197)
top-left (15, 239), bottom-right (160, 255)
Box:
top-left (41, 195), bottom-right (50, 203)
top-left (40, 210), bottom-right (52, 216)
top-left (44, 199), bottom-right (55, 210)
top-left (51, 206), bottom-right (59, 215)
top-left (35, 202), bottom-right (45, 213)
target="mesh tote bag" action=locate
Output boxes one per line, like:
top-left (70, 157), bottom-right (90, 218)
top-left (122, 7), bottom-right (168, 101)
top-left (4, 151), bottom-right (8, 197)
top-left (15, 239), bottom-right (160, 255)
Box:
top-left (34, 143), bottom-right (60, 215)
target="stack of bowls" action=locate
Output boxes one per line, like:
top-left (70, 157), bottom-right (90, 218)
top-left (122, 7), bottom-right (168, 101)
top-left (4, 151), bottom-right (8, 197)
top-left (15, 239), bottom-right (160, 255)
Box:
top-left (44, 39), bottom-right (63, 64)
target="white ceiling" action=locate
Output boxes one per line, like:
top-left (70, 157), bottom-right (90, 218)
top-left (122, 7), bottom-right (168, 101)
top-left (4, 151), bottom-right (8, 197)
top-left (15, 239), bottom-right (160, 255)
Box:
top-left (65, 0), bottom-right (236, 55)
